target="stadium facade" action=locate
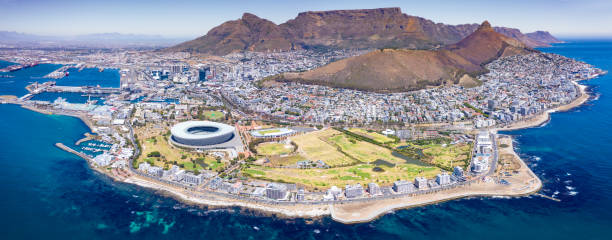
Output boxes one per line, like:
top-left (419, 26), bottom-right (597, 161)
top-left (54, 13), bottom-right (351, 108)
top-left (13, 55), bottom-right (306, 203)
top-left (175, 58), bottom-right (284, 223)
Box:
top-left (170, 121), bottom-right (235, 148)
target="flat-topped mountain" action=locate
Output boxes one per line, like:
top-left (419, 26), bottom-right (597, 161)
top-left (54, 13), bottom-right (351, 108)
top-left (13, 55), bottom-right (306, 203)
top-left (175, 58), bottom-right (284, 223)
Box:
top-left (166, 8), bottom-right (560, 55)
top-left (271, 21), bottom-right (534, 92)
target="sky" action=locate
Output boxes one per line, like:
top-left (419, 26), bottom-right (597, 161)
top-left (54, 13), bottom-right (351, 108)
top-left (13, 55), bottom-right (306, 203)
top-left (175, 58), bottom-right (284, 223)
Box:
top-left (0, 0), bottom-right (611, 38)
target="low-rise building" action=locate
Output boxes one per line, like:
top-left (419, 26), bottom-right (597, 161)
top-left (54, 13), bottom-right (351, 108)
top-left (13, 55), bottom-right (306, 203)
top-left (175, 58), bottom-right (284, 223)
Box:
top-left (414, 177), bottom-right (428, 190)
top-left (183, 172), bottom-right (204, 185)
top-left (368, 182), bottom-right (381, 196)
top-left (393, 180), bottom-right (415, 193)
top-left (345, 184), bottom-right (363, 198)
top-left (436, 173), bottom-right (451, 186)
top-left (266, 183), bottom-right (288, 200)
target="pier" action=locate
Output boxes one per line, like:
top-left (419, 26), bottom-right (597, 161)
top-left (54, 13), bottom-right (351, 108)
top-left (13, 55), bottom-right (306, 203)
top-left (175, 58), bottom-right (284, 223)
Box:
top-left (44, 85), bottom-right (121, 94)
top-left (44, 65), bottom-right (72, 79)
top-left (55, 143), bottom-right (92, 161)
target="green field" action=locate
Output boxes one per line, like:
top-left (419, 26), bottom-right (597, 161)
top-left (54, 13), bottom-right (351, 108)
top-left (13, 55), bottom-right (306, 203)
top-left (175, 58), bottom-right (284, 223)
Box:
top-left (256, 129), bottom-right (282, 135)
top-left (243, 162), bottom-right (439, 190)
top-left (256, 142), bottom-right (294, 156)
top-left (242, 129), bottom-right (442, 189)
top-left (348, 128), bottom-right (395, 144)
top-left (327, 134), bottom-right (408, 165)
top-left (203, 111), bottom-right (225, 120)
top-left (421, 143), bottom-right (471, 170)
top-left (289, 129), bottom-right (357, 167)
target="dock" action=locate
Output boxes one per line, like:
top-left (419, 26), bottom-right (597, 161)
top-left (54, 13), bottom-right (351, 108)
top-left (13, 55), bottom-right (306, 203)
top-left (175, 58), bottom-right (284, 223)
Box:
top-left (44, 65), bottom-right (72, 79)
top-left (55, 142), bottom-right (92, 161)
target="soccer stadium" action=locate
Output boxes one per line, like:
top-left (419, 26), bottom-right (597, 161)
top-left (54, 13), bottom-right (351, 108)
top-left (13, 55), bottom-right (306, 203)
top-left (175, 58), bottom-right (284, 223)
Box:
top-left (170, 121), bottom-right (239, 149)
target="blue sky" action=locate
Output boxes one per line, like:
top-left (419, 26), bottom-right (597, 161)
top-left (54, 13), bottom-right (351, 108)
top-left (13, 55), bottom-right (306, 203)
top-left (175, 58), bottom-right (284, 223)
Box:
top-left (0, 0), bottom-right (610, 38)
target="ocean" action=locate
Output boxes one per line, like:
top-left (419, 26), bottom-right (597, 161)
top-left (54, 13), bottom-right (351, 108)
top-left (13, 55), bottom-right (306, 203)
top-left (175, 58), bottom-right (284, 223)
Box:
top-left (1, 41), bottom-right (611, 239)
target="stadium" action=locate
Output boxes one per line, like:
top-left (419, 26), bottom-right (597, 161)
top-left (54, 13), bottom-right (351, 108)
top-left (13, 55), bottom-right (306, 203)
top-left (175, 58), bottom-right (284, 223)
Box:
top-left (170, 121), bottom-right (237, 148)
top-left (250, 127), bottom-right (296, 139)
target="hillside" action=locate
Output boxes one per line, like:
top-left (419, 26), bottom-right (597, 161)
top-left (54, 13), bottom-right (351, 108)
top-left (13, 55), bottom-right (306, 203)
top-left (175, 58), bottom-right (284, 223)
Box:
top-left (166, 8), bottom-right (558, 55)
top-left (273, 21), bottom-right (534, 92)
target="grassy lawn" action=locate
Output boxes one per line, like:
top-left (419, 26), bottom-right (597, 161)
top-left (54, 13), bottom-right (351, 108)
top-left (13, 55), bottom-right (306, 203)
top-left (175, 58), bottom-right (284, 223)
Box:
top-left (256, 142), bottom-right (294, 156)
top-left (421, 143), bottom-right (471, 170)
top-left (289, 129), bottom-right (357, 167)
top-left (203, 111), bottom-right (225, 120)
top-left (267, 154), bottom-right (306, 167)
top-left (256, 129), bottom-right (282, 135)
top-left (327, 133), bottom-right (409, 165)
top-left (135, 125), bottom-right (225, 172)
top-left (348, 128), bottom-right (395, 144)
top-left (241, 128), bottom-right (442, 190)
top-left (243, 163), bottom-right (440, 190)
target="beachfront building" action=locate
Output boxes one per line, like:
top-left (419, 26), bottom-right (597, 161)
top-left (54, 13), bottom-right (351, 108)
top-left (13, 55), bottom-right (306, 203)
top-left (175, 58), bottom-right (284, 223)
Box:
top-left (147, 166), bottom-right (163, 178)
top-left (453, 166), bottom-right (464, 178)
top-left (93, 153), bottom-right (113, 167)
top-left (436, 173), bottom-right (452, 186)
top-left (368, 182), bottom-right (382, 196)
top-left (183, 172), bottom-right (205, 185)
top-left (138, 162), bottom-right (151, 172)
top-left (393, 180), bottom-right (415, 193)
top-left (296, 189), bottom-right (305, 202)
top-left (345, 184), bottom-right (364, 198)
top-left (326, 186), bottom-right (342, 200)
top-left (266, 183), bottom-right (288, 200)
top-left (415, 177), bottom-right (428, 190)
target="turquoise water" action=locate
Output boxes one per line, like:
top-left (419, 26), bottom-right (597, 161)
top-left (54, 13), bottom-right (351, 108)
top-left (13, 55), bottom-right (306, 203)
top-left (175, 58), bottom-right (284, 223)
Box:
top-left (1, 41), bottom-right (611, 239)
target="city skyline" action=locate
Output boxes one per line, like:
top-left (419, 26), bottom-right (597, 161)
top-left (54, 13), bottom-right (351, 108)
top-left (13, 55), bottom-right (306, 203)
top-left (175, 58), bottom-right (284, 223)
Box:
top-left (1, 0), bottom-right (611, 38)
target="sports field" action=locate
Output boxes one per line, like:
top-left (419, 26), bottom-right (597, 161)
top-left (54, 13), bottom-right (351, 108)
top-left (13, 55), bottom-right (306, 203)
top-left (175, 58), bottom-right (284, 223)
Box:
top-left (203, 111), bottom-right (225, 120)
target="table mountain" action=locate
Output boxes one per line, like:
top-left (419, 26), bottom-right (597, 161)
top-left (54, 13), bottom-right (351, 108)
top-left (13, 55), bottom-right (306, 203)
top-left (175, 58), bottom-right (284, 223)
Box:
top-left (166, 8), bottom-right (559, 55)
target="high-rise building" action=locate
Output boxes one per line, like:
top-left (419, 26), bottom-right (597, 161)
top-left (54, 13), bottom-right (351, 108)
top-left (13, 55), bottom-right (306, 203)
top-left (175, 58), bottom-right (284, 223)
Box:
top-left (198, 67), bottom-right (210, 81)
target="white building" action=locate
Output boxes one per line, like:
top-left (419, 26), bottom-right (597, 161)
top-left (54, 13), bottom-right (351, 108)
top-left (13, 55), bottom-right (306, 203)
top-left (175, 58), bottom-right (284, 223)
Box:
top-left (436, 173), bottom-right (451, 186)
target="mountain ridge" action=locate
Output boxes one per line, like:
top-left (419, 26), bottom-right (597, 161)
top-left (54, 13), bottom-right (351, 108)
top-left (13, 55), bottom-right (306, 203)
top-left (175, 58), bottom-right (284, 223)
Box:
top-left (166, 7), bottom-right (561, 55)
top-left (270, 21), bottom-right (534, 92)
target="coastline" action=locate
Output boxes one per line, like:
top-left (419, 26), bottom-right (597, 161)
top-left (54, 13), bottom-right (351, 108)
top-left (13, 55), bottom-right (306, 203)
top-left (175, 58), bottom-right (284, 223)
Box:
top-left (497, 80), bottom-right (590, 131)
top-left (22, 78), bottom-right (592, 224)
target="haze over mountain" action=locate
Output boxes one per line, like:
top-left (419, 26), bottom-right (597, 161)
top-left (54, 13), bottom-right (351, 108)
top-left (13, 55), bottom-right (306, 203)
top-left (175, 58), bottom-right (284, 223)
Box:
top-left (166, 7), bottom-right (560, 55)
top-left (0, 31), bottom-right (188, 49)
top-left (270, 21), bottom-right (534, 92)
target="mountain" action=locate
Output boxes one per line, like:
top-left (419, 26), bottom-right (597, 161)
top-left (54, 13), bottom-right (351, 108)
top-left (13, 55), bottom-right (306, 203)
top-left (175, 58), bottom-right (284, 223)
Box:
top-left (446, 21), bottom-right (533, 66)
top-left (0, 31), bottom-right (187, 48)
top-left (269, 21), bottom-right (534, 92)
top-left (165, 13), bottom-right (295, 55)
top-left (167, 7), bottom-right (559, 55)
top-left (525, 31), bottom-right (564, 45)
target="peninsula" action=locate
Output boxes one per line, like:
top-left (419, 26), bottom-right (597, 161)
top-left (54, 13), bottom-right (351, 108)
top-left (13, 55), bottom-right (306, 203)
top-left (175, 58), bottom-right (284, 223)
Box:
top-left (0, 8), bottom-right (605, 224)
